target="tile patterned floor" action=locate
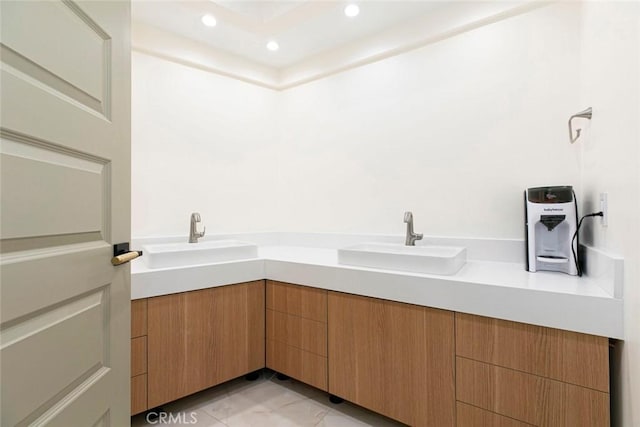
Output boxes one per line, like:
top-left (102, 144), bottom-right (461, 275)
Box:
top-left (131, 371), bottom-right (405, 427)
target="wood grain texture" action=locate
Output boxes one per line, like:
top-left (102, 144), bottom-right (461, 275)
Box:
top-left (131, 336), bottom-right (147, 377)
top-left (131, 374), bottom-right (147, 416)
top-left (266, 281), bottom-right (327, 322)
top-left (457, 402), bottom-right (533, 427)
top-left (147, 281), bottom-right (265, 408)
top-left (148, 288), bottom-right (216, 407)
top-left (215, 280), bottom-right (266, 381)
top-left (455, 313), bottom-right (609, 392)
top-left (266, 339), bottom-right (327, 391)
top-left (111, 251), bottom-right (140, 266)
top-left (328, 292), bottom-right (455, 427)
top-left (131, 298), bottom-right (147, 338)
top-left (266, 309), bottom-right (327, 357)
top-left (456, 357), bottom-right (610, 426)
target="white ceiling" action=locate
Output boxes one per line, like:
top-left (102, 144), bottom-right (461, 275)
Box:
top-left (131, 1), bottom-right (444, 69)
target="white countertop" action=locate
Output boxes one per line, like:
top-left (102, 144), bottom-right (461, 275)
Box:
top-left (131, 234), bottom-right (624, 339)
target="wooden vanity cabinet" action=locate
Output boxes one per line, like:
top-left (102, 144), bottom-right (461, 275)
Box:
top-left (146, 280), bottom-right (265, 408)
top-left (455, 313), bottom-right (610, 426)
top-left (133, 280), bottom-right (611, 426)
top-left (327, 291), bottom-right (456, 427)
top-left (266, 281), bottom-right (328, 391)
top-left (130, 298), bottom-right (148, 415)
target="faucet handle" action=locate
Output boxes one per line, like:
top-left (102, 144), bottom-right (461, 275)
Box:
top-left (199, 226), bottom-right (206, 238)
top-left (415, 233), bottom-right (423, 241)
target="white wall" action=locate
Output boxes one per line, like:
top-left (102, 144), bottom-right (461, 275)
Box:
top-left (578, 3), bottom-right (640, 426)
top-left (278, 3), bottom-right (582, 236)
top-left (131, 51), bottom-right (279, 236)
top-left (133, 3), bottom-right (584, 239)
top-left (132, 3), bottom-right (639, 423)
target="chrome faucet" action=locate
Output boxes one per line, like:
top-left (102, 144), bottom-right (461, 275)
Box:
top-left (403, 211), bottom-right (423, 246)
top-left (189, 212), bottom-right (205, 243)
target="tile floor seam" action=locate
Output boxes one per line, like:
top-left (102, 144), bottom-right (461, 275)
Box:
top-left (276, 396), bottom-right (311, 410)
top-left (313, 410), bottom-right (330, 427)
top-left (208, 411), bottom-right (229, 427)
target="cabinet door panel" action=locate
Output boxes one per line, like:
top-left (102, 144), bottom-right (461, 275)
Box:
top-left (147, 288), bottom-right (217, 407)
top-left (328, 292), bottom-right (454, 427)
top-left (147, 281), bottom-right (265, 408)
top-left (216, 280), bottom-right (265, 381)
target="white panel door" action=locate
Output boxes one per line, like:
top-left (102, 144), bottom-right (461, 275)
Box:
top-left (1, 1), bottom-right (131, 426)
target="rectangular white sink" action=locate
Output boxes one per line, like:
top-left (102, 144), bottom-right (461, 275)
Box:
top-left (338, 243), bottom-right (466, 275)
top-left (142, 240), bottom-right (258, 269)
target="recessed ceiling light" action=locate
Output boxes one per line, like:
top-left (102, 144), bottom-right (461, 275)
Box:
top-left (344, 4), bottom-right (359, 18)
top-left (201, 14), bottom-right (217, 27)
top-left (266, 40), bottom-right (279, 51)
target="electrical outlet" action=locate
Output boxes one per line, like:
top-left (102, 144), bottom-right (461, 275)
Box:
top-left (600, 193), bottom-right (608, 227)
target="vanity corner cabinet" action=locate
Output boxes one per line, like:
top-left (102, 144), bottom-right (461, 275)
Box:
top-left (265, 280), bottom-right (329, 391)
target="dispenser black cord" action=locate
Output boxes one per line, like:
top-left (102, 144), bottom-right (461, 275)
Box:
top-left (571, 211), bottom-right (604, 276)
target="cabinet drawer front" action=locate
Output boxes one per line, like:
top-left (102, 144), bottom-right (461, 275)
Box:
top-left (457, 402), bottom-right (533, 427)
top-left (131, 374), bottom-right (147, 416)
top-left (131, 336), bottom-right (147, 377)
top-left (266, 339), bottom-right (327, 391)
top-left (266, 309), bottom-right (327, 357)
top-left (131, 298), bottom-right (147, 338)
top-left (456, 357), bottom-right (609, 426)
top-left (266, 281), bottom-right (327, 322)
top-left (455, 313), bottom-right (608, 392)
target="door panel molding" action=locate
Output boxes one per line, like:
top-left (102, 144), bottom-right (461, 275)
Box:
top-left (0, 45), bottom-right (108, 117)
top-left (1, 288), bottom-right (110, 426)
top-left (0, 0), bottom-right (112, 118)
top-left (25, 367), bottom-right (111, 427)
top-left (1, 288), bottom-right (106, 348)
top-left (0, 232), bottom-right (103, 253)
top-left (1, 128), bottom-right (108, 171)
top-left (0, 129), bottom-right (111, 242)
top-left (0, 242), bottom-right (112, 324)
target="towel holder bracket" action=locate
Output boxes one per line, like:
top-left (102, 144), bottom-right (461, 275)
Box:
top-left (569, 107), bottom-right (592, 143)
